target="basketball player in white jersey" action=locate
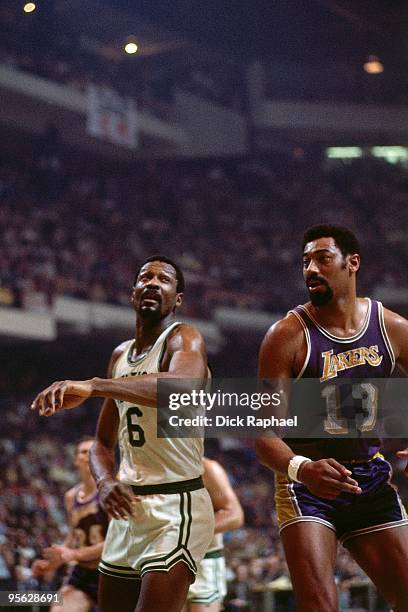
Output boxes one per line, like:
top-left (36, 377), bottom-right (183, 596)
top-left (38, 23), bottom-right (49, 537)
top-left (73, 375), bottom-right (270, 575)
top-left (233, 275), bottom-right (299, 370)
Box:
top-left (31, 256), bottom-right (214, 612)
top-left (186, 457), bottom-right (244, 612)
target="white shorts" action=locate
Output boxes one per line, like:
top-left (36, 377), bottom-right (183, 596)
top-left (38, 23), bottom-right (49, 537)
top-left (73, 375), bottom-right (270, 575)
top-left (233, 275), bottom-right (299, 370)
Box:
top-left (187, 551), bottom-right (227, 604)
top-left (99, 480), bottom-right (214, 580)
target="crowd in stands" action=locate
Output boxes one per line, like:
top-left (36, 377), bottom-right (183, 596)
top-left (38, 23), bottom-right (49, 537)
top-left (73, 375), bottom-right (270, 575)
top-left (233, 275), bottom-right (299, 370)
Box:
top-left (0, 396), bottom-right (98, 592)
top-left (0, 143), bottom-right (407, 319)
top-left (1, 399), bottom-right (404, 610)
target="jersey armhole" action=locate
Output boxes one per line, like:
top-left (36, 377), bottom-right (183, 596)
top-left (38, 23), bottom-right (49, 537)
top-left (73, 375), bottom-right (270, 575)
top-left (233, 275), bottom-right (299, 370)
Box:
top-left (64, 485), bottom-right (78, 516)
top-left (111, 341), bottom-right (131, 378)
top-left (289, 311), bottom-right (311, 379)
top-left (158, 322), bottom-right (183, 372)
top-left (377, 301), bottom-right (396, 374)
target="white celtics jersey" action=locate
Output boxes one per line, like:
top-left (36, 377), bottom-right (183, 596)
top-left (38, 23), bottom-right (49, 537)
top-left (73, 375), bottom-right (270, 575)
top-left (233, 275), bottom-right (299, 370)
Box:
top-left (113, 322), bottom-right (204, 486)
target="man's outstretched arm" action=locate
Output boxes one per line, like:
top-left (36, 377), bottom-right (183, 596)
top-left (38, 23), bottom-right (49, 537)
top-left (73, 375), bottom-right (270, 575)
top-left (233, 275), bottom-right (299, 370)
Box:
top-left (31, 325), bottom-right (207, 416)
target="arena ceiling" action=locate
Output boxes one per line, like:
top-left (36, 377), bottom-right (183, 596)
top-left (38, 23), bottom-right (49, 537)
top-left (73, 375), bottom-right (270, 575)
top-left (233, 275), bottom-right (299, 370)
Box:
top-left (109, 0), bottom-right (408, 66)
top-left (2, 0), bottom-right (407, 66)
top-left (3, 0), bottom-right (406, 70)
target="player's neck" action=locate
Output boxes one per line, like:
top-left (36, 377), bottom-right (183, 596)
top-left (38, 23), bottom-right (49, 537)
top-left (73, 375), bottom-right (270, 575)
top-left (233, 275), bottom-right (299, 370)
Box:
top-left (309, 294), bottom-right (365, 334)
top-left (134, 314), bottom-right (175, 355)
top-left (79, 474), bottom-right (97, 498)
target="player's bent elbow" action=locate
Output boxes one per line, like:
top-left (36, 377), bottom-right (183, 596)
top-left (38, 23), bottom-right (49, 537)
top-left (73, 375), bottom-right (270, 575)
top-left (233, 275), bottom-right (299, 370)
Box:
top-left (232, 510), bottom-right (244, 529)
top-left (255, 438), bottom-right (270, 467)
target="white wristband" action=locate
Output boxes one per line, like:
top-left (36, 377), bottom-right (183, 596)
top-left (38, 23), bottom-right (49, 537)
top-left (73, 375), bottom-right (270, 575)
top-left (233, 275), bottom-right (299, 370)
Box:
top-left (288, 455), bottom-right (312, 483)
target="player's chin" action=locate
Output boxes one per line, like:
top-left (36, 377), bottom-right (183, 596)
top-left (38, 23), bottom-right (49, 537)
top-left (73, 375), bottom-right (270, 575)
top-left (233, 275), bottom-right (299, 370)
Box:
top-left (309, 288), bottom-right (333, 306)
top-left (139, 304), bottom-right (161, 317)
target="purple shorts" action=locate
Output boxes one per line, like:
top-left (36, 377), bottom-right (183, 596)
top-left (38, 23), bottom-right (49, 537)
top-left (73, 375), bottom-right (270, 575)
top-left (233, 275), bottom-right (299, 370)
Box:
top-left (275, 455), bottom-right (408, 544)
top-left (67, 564), bottom-right (99, 603)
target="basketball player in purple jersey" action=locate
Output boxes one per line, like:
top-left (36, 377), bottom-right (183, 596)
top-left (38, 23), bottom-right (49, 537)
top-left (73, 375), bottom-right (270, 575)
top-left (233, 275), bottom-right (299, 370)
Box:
top-left (32, 438), bottom-right (109, 611)
top-left (256, 225), bottom-right (408, 612)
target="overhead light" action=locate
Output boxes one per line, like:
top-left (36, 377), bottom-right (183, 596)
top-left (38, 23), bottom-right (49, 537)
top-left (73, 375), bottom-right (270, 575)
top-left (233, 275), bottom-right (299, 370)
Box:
top-left (23, 2), bottom-right (36, 12)
top-left (124, 39), bottom-right (138, 55)
top-left (125, 42), bottom-right (138, 54)
top-left (363, 55), bottom-right (384, 74)
top-left (326, 147), bottom-right (362, 159)
top-left (371, 146), bottom-right (408, 164)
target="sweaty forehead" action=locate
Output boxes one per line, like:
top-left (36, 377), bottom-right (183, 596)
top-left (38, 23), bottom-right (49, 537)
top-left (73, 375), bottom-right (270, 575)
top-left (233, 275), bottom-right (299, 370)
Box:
top-left (77, 441), bottom-right (93, 452)
top-left (303, 236), bottom-right (339, 255)
top-left (139, 261), bottom-right (177, 279)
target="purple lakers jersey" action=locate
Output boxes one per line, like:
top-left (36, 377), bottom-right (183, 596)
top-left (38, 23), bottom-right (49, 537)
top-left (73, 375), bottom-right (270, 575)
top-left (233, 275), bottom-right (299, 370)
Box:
top-left (287, 298), bottom-right (395, 460)
top-left (70, 487), bottom-right (109, 569)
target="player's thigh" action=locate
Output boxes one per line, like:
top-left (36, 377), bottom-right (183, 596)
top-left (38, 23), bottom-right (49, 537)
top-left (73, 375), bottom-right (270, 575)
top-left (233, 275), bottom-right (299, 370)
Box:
top-left (346, 524), bottom-right (408, 611)
top-left (187, 555), bottom-right (226, 612)
top-left (281, 521), bottom-right (338, 612)
top-left (136, 561), bottom-right (193, 612)
top-left (50, 585), bottom-right (93, 612)
top-left (98, 572), bottom-right (141, 612)
top-left (188, 603), bottom-right (220, 612)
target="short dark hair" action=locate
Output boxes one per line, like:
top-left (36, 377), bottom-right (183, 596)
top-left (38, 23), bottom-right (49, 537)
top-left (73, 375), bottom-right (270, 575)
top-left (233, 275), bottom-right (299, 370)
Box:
top-left (134, 255), bottom-right (185, 293)
top-left (302, 224), bottom-right (360, 258)
top-left (76, 436), bottom-right (95, 446)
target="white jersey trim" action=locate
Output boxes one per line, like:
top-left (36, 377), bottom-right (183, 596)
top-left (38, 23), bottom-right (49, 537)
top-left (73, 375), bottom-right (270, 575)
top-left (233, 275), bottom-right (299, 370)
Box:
top-left (297, 298), bottom-right (371, 343)
top-left (377, 301), bottom-right (396, 374)
top-left (279, 516), bottom-right (336, 534)
top-left (340, 519), bottom-right (408, 546)
top-left (126, 321), bottom-right (182, 367)
top-left (288, 310), bottom-right (311, 379)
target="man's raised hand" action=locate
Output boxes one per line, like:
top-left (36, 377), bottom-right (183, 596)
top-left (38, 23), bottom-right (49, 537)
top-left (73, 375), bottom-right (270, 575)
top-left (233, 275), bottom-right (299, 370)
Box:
top-left (31, 379), bottom-right (94, 416)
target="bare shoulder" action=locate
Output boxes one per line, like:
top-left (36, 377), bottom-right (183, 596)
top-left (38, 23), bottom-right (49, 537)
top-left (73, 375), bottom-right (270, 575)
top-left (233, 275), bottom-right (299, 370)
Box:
top-left (203, 457), bottom-right (225, 481)
top-left (259, 311), bottom-right (306, 378)
top-left (161, 322), bottom-right (207, 375)
top-left (261, 312), bottom-right (305, 352)
top-left (166, 323), bottom-right (205, 351)
top-left (382, 306), bottom-right (408, 330)
top-left (382, 306), bottom-right (408, 356)
top-left (112, 340), bottom-right (132, 358)
top-left (64, 485), bottom-right (78, 512)
top-left (108, 340), bottom-right (131, 376)
top-left (202, 458), bottom-right (230, 492)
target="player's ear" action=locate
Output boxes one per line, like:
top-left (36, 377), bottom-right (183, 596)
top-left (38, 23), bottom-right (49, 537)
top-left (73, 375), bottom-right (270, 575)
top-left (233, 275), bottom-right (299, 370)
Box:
top-left (175, 293), bottom-right (183, 309)
top-left (348, 253), bottom-right (360, 274)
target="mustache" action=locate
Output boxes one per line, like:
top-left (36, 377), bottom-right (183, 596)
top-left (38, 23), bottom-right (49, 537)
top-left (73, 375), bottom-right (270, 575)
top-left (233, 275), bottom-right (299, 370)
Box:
top-left (141, 289), bottom-right (161, 300)
top-left (306, 275), bottom-right (328, 287)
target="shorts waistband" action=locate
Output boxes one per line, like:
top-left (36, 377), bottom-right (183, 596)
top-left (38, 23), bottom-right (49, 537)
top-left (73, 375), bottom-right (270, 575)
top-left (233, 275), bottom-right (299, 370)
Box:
top-left (75, 564), bottom-right (100, 574)
top-left (130, 476), bottom-right (203, 495)
top-left (204, 549), bottom-right (224, 560)
top-left (342, 452), bottom-right (383, 464)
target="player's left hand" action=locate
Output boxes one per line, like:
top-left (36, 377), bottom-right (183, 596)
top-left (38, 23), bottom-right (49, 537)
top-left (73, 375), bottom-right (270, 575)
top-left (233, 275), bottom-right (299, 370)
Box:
top-left (31, 558), bottom-right (52, 577)
top-left (43, 545), bottom-right (76, 565)
top-left (31, 379), bottom-right (94, 416)
top-left (396, 448), bottom-right (408, 475)
top-left (97, 477), bottom-right (139, 520)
